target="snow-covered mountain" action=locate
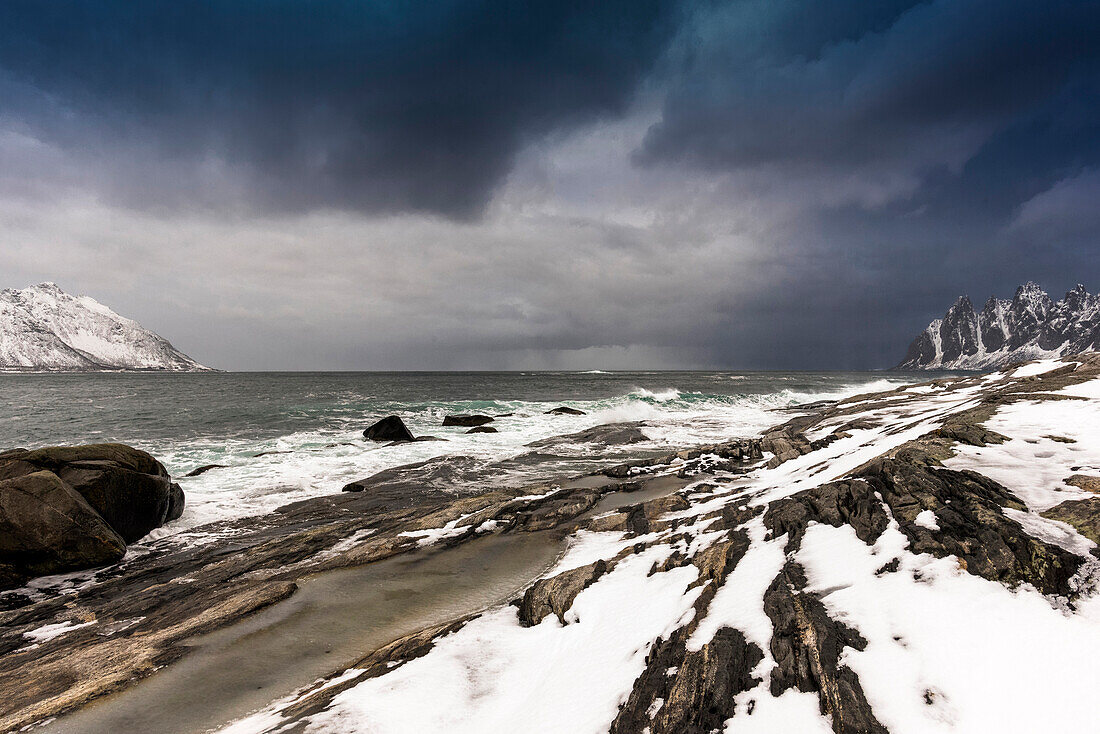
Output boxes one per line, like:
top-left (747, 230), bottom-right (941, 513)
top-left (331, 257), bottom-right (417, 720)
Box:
top-left (896, 282), bottom-right (1100, 370)
top-left (0, 283), bottom-right (211, 371)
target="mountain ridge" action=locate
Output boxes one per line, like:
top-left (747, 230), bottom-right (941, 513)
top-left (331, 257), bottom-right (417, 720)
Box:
top-left (896, 282), bottom-right (1100, 370)
top-left (0, 282), bottom-right (212, 372)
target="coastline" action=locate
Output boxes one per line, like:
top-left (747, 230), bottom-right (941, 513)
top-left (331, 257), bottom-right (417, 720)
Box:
top-left (2, 356), bottom-right (1099, 732)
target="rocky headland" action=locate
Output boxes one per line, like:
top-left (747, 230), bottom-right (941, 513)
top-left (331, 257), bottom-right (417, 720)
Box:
top-left (897, 282), bottom-right (1100, 370)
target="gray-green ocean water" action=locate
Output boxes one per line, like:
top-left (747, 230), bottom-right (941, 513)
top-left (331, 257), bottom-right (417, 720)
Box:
top-left (0, 371), bottom-right (926, 537)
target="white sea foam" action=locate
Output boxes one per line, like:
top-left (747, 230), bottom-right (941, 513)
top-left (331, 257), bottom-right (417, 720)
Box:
top-left (135, 376), bottom-right (918, 545)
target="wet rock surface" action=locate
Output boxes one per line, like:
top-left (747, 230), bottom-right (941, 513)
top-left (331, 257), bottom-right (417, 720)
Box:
top-left (442, 414), bottom-right (495, 427)
top-left (8, 353), bottom-right (1100, 733)
top-left (527, 422), bottom-right (649, 448)
top-left (0, 446), bottom-right (700, 732)
top-left (0, 444), bottom-right (183, 584)
top-left (546, 406), bottom-right (586, 415)
top-left (0, 471), bottom-right (126, 585)
top-left (362, 415), bottom-right (415, 442)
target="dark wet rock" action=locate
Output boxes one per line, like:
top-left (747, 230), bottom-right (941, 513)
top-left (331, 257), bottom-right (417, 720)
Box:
top-left (527, 422), bottom-right (648, 448)
top-left (183, 464), bottom-right (226, 477)
top-left (518, 560), bottom-right (607, 626)
top-left (1, 444), bottom-right (182, 545)
top-left (659, 629), bottom-right (763, 734)
top-left (166, 483), bottom-right (185, 523)
top-left (252, 450), bottom-right (293, 457)
top-left (613, 625), bottom-right (762, 734)
top-left (546, 406), bottom-right (586, 415)
top-left (762, 427), bottom-right (814, 469)
top-left (496, 488), bottom-right (602, 532)
top-left (342, 456), bottom-right (491, 493)
top-left (363, 415), bottom-right (415, 442)
top-left (52, 463), bottom-right (177, 544)
top-left (1043, 498), bottom-right (1100, 549)
top-left (12, 444), bottom-right (167, 477)
top-left (861, 452), bottom-right (1081, 595)
top-left (764, 479), bottom-right (890, 551)
top-left (0, 471), bottom-right (127, 582)
top-left (764, 563), bottom-right (888, 734)
top-left (443, 414), bottom-right (495, 427)
top-left (466, 426), bottom-right (498, 434)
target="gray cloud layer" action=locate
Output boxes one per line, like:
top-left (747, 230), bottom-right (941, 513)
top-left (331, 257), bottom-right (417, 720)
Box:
top-left (1, 0), bottom-right (1098, 369)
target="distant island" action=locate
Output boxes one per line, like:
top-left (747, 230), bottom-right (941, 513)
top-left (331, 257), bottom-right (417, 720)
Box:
top-left (0, 283), bottom-right (212, 372)
top-left (897, 282), bottom-right (1100, 370)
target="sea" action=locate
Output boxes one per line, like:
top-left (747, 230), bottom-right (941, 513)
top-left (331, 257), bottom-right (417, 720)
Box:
top-left (0, 371), bottom-right (927, 542)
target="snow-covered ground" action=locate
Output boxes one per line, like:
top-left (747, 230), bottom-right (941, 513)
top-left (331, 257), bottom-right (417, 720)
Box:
top-left (221, 356), bottom-right (1100, 734)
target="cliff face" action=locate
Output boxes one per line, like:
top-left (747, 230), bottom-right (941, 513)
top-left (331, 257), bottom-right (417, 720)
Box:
top-left (0, 283), bottom-right (210, 371)
top-left (897, 282), bottom-right (1100, 370)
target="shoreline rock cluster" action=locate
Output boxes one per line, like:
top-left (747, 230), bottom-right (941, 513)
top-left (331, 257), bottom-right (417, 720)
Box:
top-left (363, 406), bottom-right (589, 443)
top-left (0, 444), bottom-right (183, 589)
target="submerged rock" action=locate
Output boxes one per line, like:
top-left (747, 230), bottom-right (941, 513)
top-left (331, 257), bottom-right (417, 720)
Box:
top-left (466, 426), bottom-right (498, 434)
top-left (545, 406), bottom-right (586, 415)
top-left (363, 416), bottom-right (415, 442)
top-left (184, 464), bottom-right (226, 477)
top-left (442, 414), bottom-right (495, 427)
top-left (527, 422), bottom-right (648, 448)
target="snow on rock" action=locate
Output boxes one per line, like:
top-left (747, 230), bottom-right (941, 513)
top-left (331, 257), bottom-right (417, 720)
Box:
top-left (21, 619), bottom-right (96, 647)
top-left (913, 509), bottom-right (940, 530)
top-left (896, 282), bottom-right (1100, 370)
top-left (0, 282), bottom-right (210, 371)
top-left (302, 548), bottom-right (703, 734)
top-left (797, 521), bottom-right (1100, 734)
top-left (224, 355), bottom-right (1100, 734)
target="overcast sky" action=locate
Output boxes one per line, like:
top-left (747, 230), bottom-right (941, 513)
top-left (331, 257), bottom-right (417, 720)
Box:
top-left (1, 0), bottom-right (1098, 370)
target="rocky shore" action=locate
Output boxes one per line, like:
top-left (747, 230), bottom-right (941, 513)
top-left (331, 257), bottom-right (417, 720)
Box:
top-left (3, 355), bottom-right (1100, 733)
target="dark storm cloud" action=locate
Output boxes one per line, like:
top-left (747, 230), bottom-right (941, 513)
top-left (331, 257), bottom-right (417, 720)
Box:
top-left (3, 0), bottom-right (1100, 370)
top-left (631, 0), bottom-right (1100, 367)
top-left (642, 0), bottom-right (1100, 179)
top-left (0, 0), bottom-right (684, 217)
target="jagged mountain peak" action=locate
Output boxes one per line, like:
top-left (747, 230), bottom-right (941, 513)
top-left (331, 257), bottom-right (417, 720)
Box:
top-left (0, 283), bottom-right (212, 372)
top-left (896, 282), bottom-right (1100, 370)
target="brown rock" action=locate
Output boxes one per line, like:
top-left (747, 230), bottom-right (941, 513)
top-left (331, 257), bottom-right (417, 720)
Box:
top-left (0, 471), bottom-right (126, 582)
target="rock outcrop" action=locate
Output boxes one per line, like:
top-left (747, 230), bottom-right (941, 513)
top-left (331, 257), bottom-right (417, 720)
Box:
top-left (0, 444), bottom-right (183, 586)
top-left (442, 414), bottom-right (495, 427)
top-left (362, 416), bottom-right (416, 442)
top-left (896, 282), bottom-right (1100, 369)
top-left (546, 406), bottom-right (586, 415)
